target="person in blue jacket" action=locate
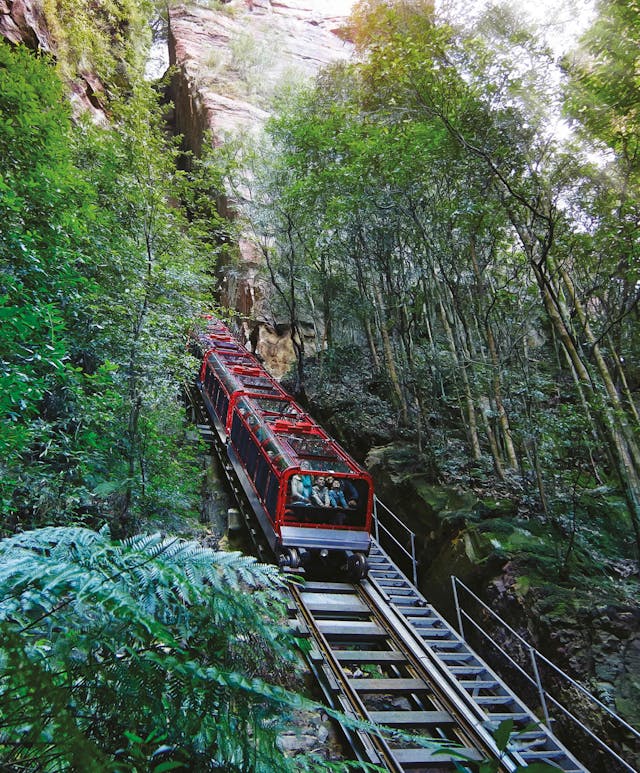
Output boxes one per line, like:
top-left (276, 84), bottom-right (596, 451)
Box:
top-left (328, 479), bottom-right (348, 508)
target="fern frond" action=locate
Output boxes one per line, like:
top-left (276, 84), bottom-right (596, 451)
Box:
top-left (0, 525), bottom-right (308, 770)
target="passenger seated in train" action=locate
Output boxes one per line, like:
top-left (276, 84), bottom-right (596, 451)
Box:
top-left (328, 479), bottom-right (348, 509)
top-left (342, 479), bottom-right (359, 508)
top-left (310, 475), bottom-right (331, 507)
top-left (290, 473), bottom-right (313, 504)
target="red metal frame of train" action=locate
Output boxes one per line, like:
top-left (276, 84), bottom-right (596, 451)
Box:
top-left (192, 316), bottom-right (373, 579)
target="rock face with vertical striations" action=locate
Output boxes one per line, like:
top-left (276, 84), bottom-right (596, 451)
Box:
top-left (168, 1), bottom-right (354, 373)
top-left (168, 0), bottom-right (353, 150)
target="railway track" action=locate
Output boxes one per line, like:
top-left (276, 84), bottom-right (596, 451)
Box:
top-left (290, 578), bottom-right (486, 771)
top-left (186, 383), bottom-right (586, 772)
top-left (289, 569), bottom-right (585, 772)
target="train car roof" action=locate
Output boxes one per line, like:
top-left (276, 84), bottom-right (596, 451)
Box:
top-left (200, 317), bottom-right (369, 477)
top-left (235, 394), bottom-right (365, 476)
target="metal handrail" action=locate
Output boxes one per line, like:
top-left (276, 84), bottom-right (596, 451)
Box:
top-left (456, 609), bottom-right (549, 717)
top-left (452, 575), bottom-right (639, 773)
top-left (373, 496), bottom-right (418, 586)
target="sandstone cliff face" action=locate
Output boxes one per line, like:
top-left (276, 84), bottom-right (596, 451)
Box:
top-left (0, 0), bottom-right (51, 49)
top-left (0, 0), bottom-right (108, 121)
top-left (168, 0), bottom-right (352, 150)
top-left (168, 0), bottom-right (354, 375)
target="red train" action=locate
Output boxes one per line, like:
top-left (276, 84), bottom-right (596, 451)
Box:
top-left (192, 316), bottom-right (373, 579)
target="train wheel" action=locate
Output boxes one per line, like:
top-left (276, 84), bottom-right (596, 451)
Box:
top-left (347, 552), bottom-right (368, 581)
top-left (278, 547), bottom-right (301, 570)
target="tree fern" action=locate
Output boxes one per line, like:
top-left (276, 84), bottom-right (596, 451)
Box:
top-left (0, 526), bottom-right (310, 770)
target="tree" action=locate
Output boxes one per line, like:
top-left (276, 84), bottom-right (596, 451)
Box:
top-left (254, 0), bottom-right (640, 564)
top-left (349, 0), bottom-right (640, 554)
top-left (0, 42), bottom-right (89, 523)
top-left (0, 41), bottom-right (226, 536)
top-left (72, 83), bottom-right (213, 535)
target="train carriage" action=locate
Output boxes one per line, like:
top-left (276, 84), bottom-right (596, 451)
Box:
top-left (193, 317), bottom-right (372, 579)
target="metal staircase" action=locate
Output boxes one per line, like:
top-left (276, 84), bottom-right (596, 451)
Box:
top-left (366, 541), bottom-right (585, 772)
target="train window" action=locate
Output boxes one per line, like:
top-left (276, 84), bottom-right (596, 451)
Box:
top-left (265, 473), bottom-right (278, 520)
top-left (216, 341), bottom-right (240, 351)
top-left (255, 398), bottom-right (299, 416)
top-left (240, 376), bottom-right (281, 395)
top-left (212, 362), bottom-right (242, 395)
top-left (286, 436), bottom-right (330, 458)
top-left (255, 455), bottom-right (268, 496)
top-left (216, 390), bottom-right (229, 421)
top-left (245, 441), bottom-right (258, 476)
top-left (231, 414), bottom-right (251, 458)
top-left (303, 476), bottom-right (369, 527)
top-left (243, 376), bottom-right (272, 388)
top-left (262, 439), bottom-right (290, 471)
top-left (262, 438), bottom-right (276, 456)
top-left (342, 479), bottom-right (369, 527)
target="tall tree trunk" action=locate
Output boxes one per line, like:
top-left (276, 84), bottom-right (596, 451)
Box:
top-left (469, 239), bottom-right (518, 468)
top-left (319, 251), bottom-right (332, 348)
top-left (438, 298), bottom-right (483, 461)
top-left (364, 316), bottom-right (381, 372)
top-left (530, 261), bottom-right (640, 556)
top-left (607, 333), bottom-right (640, 425)
top-left (374, 283), bottom-right (408, 425)
top-left (559, 265), bottom-right (640, 470)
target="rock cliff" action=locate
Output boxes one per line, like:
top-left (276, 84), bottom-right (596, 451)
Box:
top-left (0, 0), bottom-right (50, 49)
top-left (168, 0), bottom-right (354, 374)
top-left (168, 0), bottom-right (353, 150)
top-left (0, 0), bottom-right (109, 121)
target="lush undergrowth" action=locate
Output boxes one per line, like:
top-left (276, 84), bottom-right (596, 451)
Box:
top-left (0, 37), bottom-right (321, 770)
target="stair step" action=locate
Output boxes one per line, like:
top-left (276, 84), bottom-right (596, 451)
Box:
top-left (417, 628), bottom-right (456, 639)
top-left (474, 695), bottom-right (517, 706)
top-left (318, 620), bottom-right (387, 639)
top-left (459, 680), bottom-right (500, 690)
top-left (392, 746), bottom-right (483, 764)
top-left (334, 650), bottom-right (407, 665)
top-left (449, 666), bottom-right (487, 676)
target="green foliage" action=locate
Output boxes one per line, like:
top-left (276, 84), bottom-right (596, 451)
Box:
top-left (255, 0), bottom-right (640, 569)
top-left (562, 0), bottom-right (640, 160)
top-left (451, 719), bottom-right (560, 772)
top-left (0, 526), bottom-right (308, 770)
top-left (299, 345), bottom-right (405, 452)
top-left (0, 42), bottom-right (229, 533)
top-left (0, 43), bottom-right (90, 519)
top-left (0, 527), bottom-right (475, 771)
top-left (42, 0), bottom-right (153, 89)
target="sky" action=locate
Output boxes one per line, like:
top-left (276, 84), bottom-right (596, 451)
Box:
top-left (307, 0), bottom-right (596, 54)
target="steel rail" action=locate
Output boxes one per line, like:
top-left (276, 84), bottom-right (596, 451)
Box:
top-left (288, 581), bottom-right (404, 771)
top-left (358, 579), bottom-right (512, 769)
top-left (289, 579), bottom-right (498, 771)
